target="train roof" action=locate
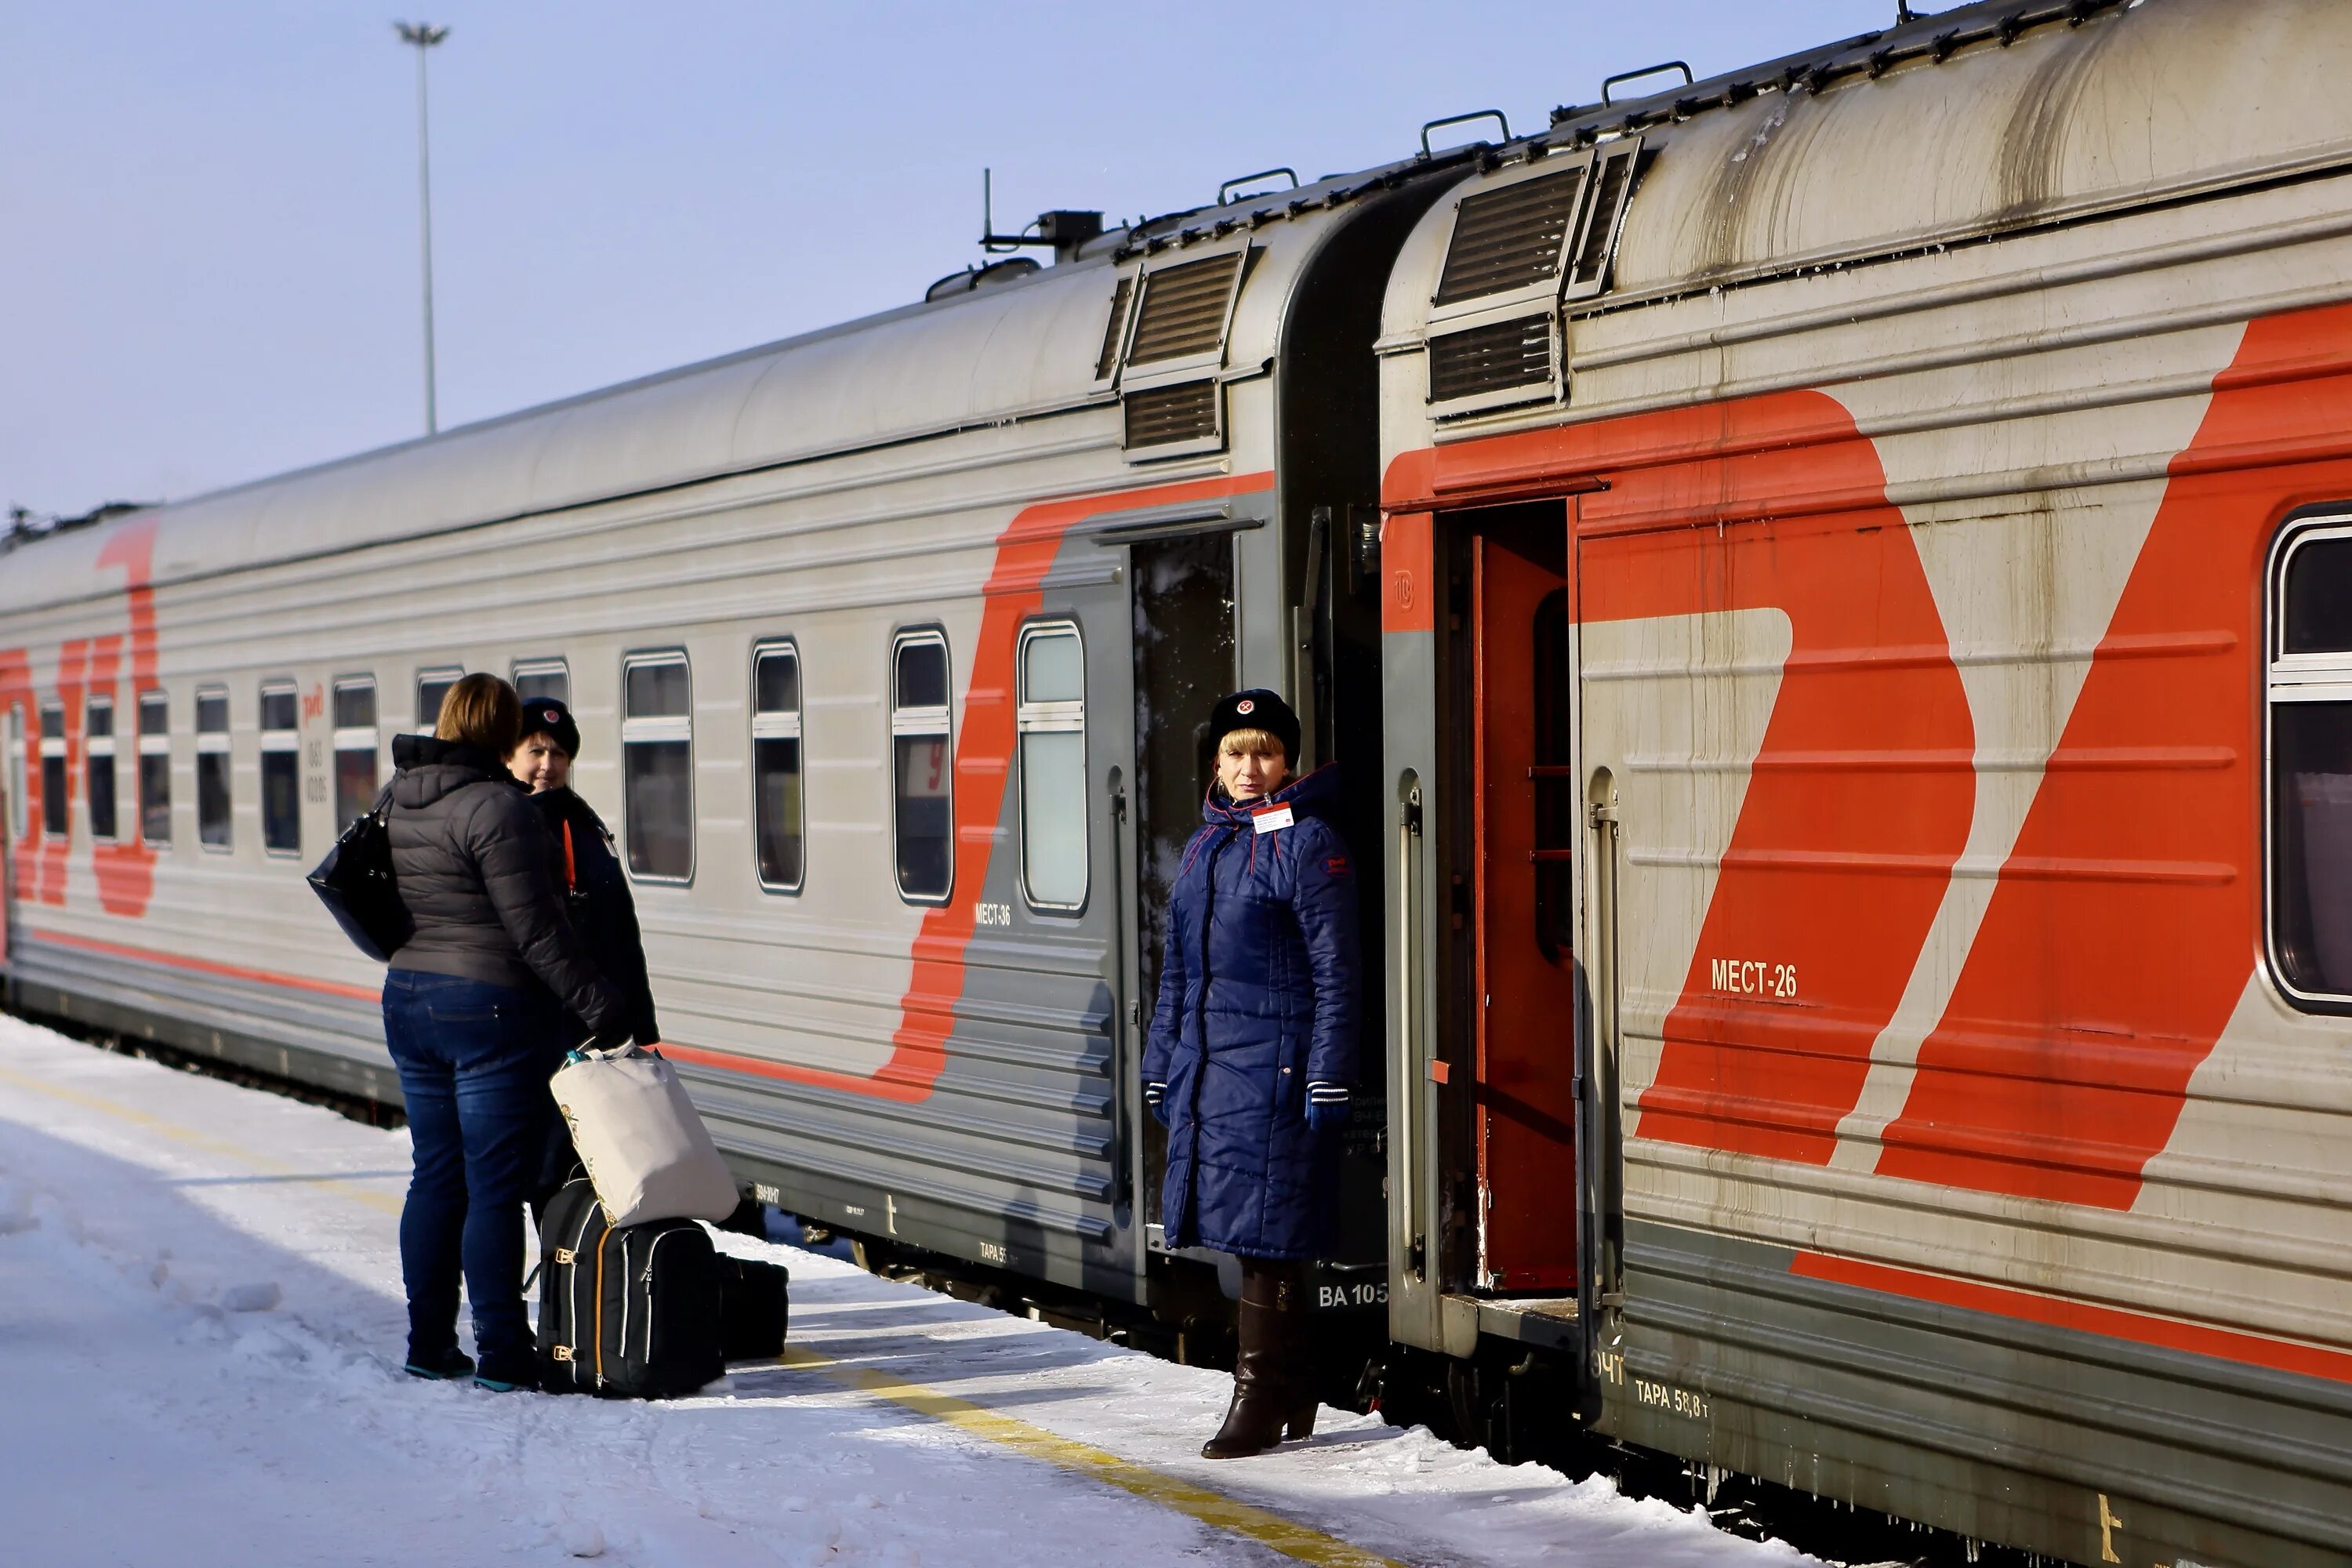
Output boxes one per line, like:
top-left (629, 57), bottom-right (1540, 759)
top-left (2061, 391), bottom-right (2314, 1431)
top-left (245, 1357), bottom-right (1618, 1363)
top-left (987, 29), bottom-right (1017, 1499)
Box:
top-left (1378, 0), bottom-right (2352, 412)
top-left (20, 0), bottom-right (2348, 612)
top-left (0, 154), bottom-right (1465, 618)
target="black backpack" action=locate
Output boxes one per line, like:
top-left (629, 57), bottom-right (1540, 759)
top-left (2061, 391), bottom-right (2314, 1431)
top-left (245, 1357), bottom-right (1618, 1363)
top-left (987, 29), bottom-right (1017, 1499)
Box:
top-left (537, 1178), bottom-right (724, 1399)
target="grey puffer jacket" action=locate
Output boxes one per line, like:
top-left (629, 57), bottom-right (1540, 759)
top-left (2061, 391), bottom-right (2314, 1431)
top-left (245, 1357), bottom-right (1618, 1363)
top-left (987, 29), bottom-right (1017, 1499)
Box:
top-left (385, 735), bottom-right (622, 1035)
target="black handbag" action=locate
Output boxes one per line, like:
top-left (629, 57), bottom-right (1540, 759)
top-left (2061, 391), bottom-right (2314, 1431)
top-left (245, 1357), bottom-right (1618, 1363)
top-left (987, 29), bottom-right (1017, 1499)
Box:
top-left (307, 783), bottom-right (412, 961)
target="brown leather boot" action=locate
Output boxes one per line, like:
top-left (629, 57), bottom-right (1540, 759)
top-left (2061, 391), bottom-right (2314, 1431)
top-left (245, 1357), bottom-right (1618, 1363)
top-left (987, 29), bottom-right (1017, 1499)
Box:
top-left (1267, 1261), bottom-right (1319, 1441)
top-left (1202, 1260), bottom-right (1293, 1458)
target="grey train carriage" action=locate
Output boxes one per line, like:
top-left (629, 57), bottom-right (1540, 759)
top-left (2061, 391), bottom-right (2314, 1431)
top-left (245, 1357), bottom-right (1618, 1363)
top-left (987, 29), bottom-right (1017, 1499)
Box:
top-left (0, 145), bottom-right (1460, 1336)
top-left (11, 3), bottom-right (2352, 1566)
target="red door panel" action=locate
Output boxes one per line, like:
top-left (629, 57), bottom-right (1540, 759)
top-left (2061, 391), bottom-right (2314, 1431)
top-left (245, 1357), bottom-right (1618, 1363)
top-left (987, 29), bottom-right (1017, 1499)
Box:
top-left (1474, 521), bottom-right (1580, 1290)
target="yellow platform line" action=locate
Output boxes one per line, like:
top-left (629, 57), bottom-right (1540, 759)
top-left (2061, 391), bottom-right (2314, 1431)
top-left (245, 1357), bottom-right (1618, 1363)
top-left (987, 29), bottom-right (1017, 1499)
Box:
top-left (779, 1344), bottom-right (1407, 1568)
top-left (0, 1060), bottom-right (405, 1218)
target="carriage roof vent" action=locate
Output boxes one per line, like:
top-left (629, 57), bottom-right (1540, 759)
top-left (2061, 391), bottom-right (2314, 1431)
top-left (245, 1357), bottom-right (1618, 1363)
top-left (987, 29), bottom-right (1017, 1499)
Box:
top-left (1428, 316), bottom-right (1554, 405)
top-left (1434, 166), bottom-right (1590, 305)
top-left (1125, 251), bottom-right (1244, 365)
top-left (1123, 380), bottom-right (1220, 449)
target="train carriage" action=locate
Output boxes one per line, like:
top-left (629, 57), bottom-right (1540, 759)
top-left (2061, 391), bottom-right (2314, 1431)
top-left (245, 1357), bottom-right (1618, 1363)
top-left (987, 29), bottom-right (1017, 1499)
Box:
top-left (8, 1), bottom-right (2352, 1564)
top-left (1375, 1), bottom-right (2352, 1563)
top-left (0, 154), bottom-right (1459, 1316)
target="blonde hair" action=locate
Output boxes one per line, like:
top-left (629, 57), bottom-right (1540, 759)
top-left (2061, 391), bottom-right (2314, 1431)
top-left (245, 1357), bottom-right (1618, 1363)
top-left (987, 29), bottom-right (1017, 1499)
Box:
top-left (435, 673), bottom-right (521, 756)
top-left (1218, 726), bottom-right (1285, 760)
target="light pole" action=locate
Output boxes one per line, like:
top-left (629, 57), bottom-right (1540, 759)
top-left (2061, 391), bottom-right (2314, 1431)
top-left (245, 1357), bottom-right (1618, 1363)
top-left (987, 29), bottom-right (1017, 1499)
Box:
top-left (394, 22), bottom-right (448, 436)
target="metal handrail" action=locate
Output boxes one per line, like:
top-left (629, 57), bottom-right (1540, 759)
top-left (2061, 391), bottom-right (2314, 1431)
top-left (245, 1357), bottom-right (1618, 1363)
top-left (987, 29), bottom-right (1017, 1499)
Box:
top-left (1602, 60), bottom-right (1693, 106)
top-left (1218, 167), bottom-right (1298, 206)
top-left (1419, 110), bottom-right (1510, 158)
top-left (1396, 779), bottom-right (1425, 1279)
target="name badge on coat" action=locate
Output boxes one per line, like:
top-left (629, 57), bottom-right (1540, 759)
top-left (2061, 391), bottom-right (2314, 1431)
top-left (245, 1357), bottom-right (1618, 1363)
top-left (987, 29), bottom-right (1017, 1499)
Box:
top-left (1252, 805), bottom-right (1294, 834)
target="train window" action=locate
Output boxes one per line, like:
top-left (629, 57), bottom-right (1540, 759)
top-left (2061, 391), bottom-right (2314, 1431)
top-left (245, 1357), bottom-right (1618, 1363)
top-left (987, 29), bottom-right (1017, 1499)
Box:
top-left (333, 677), bottom-right (379, 826)
top-left (260, 680), bottom-right (299, 856)
top-left (416, 666), bottom-right (462, 735)
top-left (621, 652), bottom-right (693, 883)
top-left (2268, 521), bottom-right (2352, 1007)
top-left (891, 630), bottom-right (953, 904)
top-left (1017, 623), bottom-right (1086, 911)
top-left (5, 703), bottom-right (24, 842)
top-left (752, 642), bottom-right (804, 894)
top-left (196, 688), bottom-right (231, 850)
top-left (38, 700), bottom-right (66, 839)
top-left (85, 693), bottom-right (118, 844)
top-left (513, 659), bottom-right (568, 705)
top-left (137, 691), bottom-right (171, 847)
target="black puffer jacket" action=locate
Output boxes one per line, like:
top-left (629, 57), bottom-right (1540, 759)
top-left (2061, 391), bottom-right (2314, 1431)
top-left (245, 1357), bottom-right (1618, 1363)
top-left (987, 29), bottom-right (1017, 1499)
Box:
top-left (532, 786), bottom-right (659, 1046)
top-left (385, 735), bottom-right (621, 1035)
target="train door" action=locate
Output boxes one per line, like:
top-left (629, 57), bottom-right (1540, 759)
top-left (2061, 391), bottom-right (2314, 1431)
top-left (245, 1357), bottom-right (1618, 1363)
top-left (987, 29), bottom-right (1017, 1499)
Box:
top-left (1465, 506), bottom-right (1580, 1290)
top-left (1125, 530), bottom-right (1237, 1240)
top-left (0, 699), bottom-right (16, 975)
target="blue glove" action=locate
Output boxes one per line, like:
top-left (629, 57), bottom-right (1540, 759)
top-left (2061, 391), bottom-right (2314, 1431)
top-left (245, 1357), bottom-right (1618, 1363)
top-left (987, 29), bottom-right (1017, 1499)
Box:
top-left (1145, 1082), bottom-right (1169, 1128)
top-left (1306, 1082), bottom-right (1349, 1131)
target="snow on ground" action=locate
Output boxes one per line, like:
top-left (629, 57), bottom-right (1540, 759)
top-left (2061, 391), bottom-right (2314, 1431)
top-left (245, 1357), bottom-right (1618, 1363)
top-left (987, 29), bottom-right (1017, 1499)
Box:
top-left (0, 1013), bottom-right (1818, 1567)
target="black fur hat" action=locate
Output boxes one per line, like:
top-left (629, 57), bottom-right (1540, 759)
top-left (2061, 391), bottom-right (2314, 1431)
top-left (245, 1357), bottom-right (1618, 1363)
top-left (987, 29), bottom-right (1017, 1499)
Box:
top-left (1207, 688), bottom-right (1301, 764)
top-left (516, 696), bottom-right (582, 759)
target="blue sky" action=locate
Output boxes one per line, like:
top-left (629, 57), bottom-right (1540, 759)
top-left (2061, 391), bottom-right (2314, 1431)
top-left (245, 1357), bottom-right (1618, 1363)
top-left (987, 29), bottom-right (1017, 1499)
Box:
top-left (2, 2), bottom-right (1918, 517)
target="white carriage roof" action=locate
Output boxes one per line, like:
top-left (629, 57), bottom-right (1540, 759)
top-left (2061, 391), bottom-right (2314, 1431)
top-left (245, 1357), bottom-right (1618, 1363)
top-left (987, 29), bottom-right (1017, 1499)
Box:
top-left (20, 0), bottom-right (2336, 609)
top-left (0, 157), bottom-right (1450, 615)
top-left (1377, 0), bottom-right (2352, 337)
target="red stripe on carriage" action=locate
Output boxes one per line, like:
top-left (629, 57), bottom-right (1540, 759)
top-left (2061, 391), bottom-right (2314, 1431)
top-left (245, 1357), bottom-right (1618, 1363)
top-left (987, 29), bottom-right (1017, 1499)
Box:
top-left (1386, 393), bottom-right (1975, 1166)
top-left (1875, 300), bottom-right (2352, 1207)
top-left (24, 927), bottom-right (382, 1002)
top-left (1794, 1250), bottom-right (2352, 1387)
top-left (774, 471), bottom-right (1276, 1105)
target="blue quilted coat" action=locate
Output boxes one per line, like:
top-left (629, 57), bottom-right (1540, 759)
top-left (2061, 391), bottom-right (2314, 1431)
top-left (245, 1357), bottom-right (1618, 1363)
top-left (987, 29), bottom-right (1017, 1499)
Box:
top-left (1143, 764), bottom-right (1360, 1259)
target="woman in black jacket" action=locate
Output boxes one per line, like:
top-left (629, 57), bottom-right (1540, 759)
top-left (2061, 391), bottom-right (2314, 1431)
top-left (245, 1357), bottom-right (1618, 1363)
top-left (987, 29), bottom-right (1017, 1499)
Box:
top-left (383, 673), bottom-right (622, 1391)
top-left (507, 698), bottom-right (659, 1046)
top-left (507, 699), bottom-right (663, 1218)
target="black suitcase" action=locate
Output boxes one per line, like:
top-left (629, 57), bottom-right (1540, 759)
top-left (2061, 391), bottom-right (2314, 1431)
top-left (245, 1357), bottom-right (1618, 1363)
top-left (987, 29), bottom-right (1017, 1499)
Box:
top-left (537, 1178), bottom-right (725, 1399)
top-left (717, 1255), bottom-right (789, 1360)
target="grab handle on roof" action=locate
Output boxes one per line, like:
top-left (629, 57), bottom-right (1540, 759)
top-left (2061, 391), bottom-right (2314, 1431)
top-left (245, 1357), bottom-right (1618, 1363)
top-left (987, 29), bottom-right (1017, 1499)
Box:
top-left (1419, 109), bottom-right (1510, 158)
top-left (1218, 167), bottom-right (1299, 206)
top-left (1602, 60), bottom-right (1693, 106)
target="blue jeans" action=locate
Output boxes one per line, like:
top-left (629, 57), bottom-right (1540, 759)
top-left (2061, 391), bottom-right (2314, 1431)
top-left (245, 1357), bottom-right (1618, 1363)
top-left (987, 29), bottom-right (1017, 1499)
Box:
top-left (382, 970), bottom-right (565, 1376)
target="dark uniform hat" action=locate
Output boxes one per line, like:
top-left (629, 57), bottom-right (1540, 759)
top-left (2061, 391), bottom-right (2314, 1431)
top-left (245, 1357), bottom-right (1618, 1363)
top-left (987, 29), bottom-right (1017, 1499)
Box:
top-left (1207, 688), bottom-right (1301, 764)
top-left (516, 696), bottom-right (582, 759)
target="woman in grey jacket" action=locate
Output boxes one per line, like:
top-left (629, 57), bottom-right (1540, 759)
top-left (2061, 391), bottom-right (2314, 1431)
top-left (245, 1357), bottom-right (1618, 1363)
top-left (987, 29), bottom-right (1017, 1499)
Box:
top-left (382, 673), bottom-right (622, 1390)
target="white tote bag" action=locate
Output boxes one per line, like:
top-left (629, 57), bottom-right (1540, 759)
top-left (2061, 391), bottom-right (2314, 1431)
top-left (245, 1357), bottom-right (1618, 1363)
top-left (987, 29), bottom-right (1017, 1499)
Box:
top-left (548, 1045), bottom-right (739, 1228)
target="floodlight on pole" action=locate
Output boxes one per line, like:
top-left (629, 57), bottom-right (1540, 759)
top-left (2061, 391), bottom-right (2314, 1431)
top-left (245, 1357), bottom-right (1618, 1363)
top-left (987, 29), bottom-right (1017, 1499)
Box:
top-left (394, 21), bottom-right (449, 436)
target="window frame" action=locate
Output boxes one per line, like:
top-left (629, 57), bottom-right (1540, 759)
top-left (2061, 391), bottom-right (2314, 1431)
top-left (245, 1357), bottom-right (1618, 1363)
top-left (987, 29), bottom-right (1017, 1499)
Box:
top-left (512, 657), bottom-right (570, 705)
top-left (136, 688), bottom-right (172, 849)
top-left (85, 691), bottom-right (118, 844)
top-left (258, 677), bottom-right (301, 858)
top-left (619, 648), bottom-right (695, 887)
top-left (750, 638), bottom-right (805, 896)
top-left (889, 626), bottom-right (955, 907)
top-left (1014, 619), bottom-right (1087, 914)
top-left (194, 684), bottom-right (233, 852)
top-left (38, 698), bottom-right (67, 840)
top-left (2264, 512), bottom-right (2352, 1013)
top-left (414, 665), bottom-right (464, 736)
top-left (332, 675), bottom-right (380, 827)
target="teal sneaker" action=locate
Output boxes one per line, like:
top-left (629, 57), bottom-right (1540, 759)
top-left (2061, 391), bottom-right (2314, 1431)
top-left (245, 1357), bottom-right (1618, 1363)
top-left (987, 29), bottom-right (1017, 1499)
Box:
top-left (404, 1347), bottom-right (476, 1381)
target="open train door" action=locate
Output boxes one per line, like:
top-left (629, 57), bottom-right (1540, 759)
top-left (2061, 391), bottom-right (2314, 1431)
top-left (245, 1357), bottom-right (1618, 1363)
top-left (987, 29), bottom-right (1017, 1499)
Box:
top-left (1463, 504), bottom-right (1581, 1291)
top-left (1117, 525), bottom-right (1240, 1254)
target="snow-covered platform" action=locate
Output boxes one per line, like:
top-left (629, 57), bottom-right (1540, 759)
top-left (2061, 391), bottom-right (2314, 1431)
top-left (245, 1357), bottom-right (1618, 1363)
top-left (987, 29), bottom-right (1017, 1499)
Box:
top-left (0, 1014), bottom-right (1814, 1567)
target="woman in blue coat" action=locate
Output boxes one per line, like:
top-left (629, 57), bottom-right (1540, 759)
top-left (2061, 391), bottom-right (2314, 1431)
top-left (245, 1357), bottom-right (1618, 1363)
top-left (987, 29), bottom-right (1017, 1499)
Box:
top-left (1143, 688), bottom-right (1359, 1458)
